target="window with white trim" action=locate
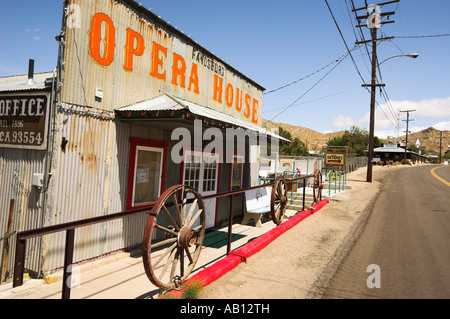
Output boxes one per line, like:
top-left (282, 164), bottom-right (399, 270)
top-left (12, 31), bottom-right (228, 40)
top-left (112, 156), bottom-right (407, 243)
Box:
top-left (184, 153), bottom-right (201, 190)
top-left (127, 138), bottom-right (166, 210)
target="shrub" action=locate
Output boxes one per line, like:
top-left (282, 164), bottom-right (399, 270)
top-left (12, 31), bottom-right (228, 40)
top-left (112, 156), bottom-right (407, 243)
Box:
top-left (181, 280), bottom-right (205, 299)
top-left (401, 159), bottom-right (411, 165)
top-left (158, 279), bottom-right (206, 299)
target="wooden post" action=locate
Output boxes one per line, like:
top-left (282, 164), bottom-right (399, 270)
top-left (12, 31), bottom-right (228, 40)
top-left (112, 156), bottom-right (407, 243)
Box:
top-left (13, 238), bottom-right (26, 288)
top-left (226, 195), bottom-right (234, 255)
top-left (62, 229), bottom-right (75, 299)
top-left (302, 180), bottom-right (306, 211)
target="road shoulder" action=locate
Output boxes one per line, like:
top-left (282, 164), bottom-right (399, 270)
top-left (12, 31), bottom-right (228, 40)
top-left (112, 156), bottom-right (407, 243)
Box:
top-left (201, 165), bottom-right (402, 299)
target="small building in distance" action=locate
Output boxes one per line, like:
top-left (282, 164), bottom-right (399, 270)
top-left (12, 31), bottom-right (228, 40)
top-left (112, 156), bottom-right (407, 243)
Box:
top-left (373, 143), bottom-right (428, 164)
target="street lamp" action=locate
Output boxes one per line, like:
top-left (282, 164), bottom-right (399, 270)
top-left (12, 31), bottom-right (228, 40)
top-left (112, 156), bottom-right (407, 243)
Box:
top-left (365, 52), bottom-right (419, 183)
top-left (378, 53), bottom-right (419, 66)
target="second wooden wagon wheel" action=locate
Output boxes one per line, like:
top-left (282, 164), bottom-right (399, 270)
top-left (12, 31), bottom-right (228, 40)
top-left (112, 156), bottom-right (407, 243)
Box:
top-left (313, 170), bottom-right (323, 203)
top-left (142, 185), bottom-right (206, 290)
top-left (271, 176), bottom-right (287, 225)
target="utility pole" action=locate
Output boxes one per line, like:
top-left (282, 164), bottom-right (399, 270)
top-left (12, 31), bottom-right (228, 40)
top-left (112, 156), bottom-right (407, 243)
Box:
top-left (353, 1), bottom-right (398, 182)
top-left (364, 27), bottom-right (383, 183)
top-left (439, 130), bottom-right (443, 164)
top-left (400, 109), bottom-right (415, 162)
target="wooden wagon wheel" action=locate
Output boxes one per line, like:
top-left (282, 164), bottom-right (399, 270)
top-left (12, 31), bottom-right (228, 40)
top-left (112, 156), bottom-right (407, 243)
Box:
top-left (142, 185), bottom-right (206, 290)
top-left (271, 176), bottom-right (287, 225)
top-left (313, 170), bottom-right (323, 203)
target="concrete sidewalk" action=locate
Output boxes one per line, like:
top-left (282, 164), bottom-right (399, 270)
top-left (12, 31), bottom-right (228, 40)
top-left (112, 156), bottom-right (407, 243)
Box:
top-left (0, 215), bottom-right (282, 299)
top-left (0, 183), bottom-right (344, 300)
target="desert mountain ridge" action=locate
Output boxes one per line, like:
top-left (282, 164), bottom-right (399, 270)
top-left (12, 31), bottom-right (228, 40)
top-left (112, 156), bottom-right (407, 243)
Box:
top-left (386, 126), bottom-right (449, 154)
top-left (262, 119), bottom-right (449, 154)
top-left (262, 119), bottom-right (344, 151)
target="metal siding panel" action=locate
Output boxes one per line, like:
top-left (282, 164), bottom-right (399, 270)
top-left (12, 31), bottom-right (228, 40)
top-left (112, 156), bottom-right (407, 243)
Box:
top-left (41, 105), bottom-right (166, 273)
top-left (45, 106), bottom-right (110, 270)
top-left (0, 148), bottom-right (46, 279)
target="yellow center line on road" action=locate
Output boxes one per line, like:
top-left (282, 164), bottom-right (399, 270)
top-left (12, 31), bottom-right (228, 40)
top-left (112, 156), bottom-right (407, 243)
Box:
top-left (431, 166), bottom-right (450, 186)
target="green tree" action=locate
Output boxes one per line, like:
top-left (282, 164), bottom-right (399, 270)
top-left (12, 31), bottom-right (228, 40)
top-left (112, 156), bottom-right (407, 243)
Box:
top-left (278, 127), bottom-right (308, 156)
top-left (408, 144), bottom-right (420, 154)
top-left (327, 126), bottom-right (381, 157)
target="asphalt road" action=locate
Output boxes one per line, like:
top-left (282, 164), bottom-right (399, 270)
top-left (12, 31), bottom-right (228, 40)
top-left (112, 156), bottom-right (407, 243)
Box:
top-left (322, 164), bottom-right (450, 299)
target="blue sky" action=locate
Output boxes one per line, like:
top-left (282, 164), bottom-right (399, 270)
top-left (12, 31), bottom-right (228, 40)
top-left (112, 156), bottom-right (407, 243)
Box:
top-left (1, 0), bottom-right (449, 139)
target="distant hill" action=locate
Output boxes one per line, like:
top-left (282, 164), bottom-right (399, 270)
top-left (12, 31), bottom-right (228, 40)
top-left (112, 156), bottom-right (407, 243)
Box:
top-left (386, 127), bottom-right (449, 154)
top-left (262, 119), bottom-right (449, 155)
top-left (262, 119), bottom-right (344, 151)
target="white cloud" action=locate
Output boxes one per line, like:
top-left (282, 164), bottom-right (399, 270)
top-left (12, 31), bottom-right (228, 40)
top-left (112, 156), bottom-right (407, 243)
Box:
top-left (374, 128), bottom-right (400, 139)
top-left (332, 114), bottom-right (354, 128)
top-left (332, 97), bottom-right (450, 139)
top-left (375, 122), bottom-right (450, 139)
top-left (432, 121), bottom-right (450, 131)
top-left (356, 97), bottom-right (450, 130)
top-left (379, 97), bottom-right (450, 119)
top-left (357, 108), bottom-right (394, 129)
top-left (25, 27), bottom-right (41, 40)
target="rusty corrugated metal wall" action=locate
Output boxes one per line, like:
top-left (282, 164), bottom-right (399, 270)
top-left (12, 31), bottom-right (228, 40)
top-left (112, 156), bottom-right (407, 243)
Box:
top-left (39, 103), bottom-right (166, 273)
top-left (0, 148), bottom-right (46, 279)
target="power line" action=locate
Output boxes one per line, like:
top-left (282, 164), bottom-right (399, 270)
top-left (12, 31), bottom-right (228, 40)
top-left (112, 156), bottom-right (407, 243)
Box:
top-left (325, 0), bottom-right (368, 85)
top-left (348, 0), bottom-right (403, 131)
top-left (354, 0), bottom-right (399, 182)
top-left (375, 96), bottom-right (402, 130)
top-left (349, 0), bottom-right (372, 73)
top-left (350, 0), bottom-right (402, 129)
top-left (266, 51), bottom-right (350, 124)
top-left (395, 34), bottom-right (450, 39)
top-left (373, 53), bottom-right (404, 130)
top-left (326, 0), bottom-right (404, 136)
top-left (379, 86), bottom-right (403, 128)
top-left (263, 87), bottom-right (360, 114)
top-left (327, 0), bottom-right (402, 136)
top-left (263, 52), bottom-right (350, 95)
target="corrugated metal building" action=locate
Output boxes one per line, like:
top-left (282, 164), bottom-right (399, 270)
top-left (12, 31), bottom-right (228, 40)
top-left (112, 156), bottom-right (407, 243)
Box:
top-left (0, 0), bottom-right (287, 281)
top-left (0, 70), bottom-right (56, 279)
top-left (373, 143), bottom-right (428, 164)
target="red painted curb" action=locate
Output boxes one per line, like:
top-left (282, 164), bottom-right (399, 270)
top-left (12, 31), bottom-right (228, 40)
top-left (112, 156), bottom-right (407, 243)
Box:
top-left (189, 254), bottom-right (242, 286)
top-left (162, 254), bottom-right (242, 298)
top-left (232, 198), bottom-right (329, 260)
top-left (233, 222), bottom-right (287, 261)
top-left (160, 198), bottom-right (330, 298)
top-left (283, 209), bottom-right (311, 230)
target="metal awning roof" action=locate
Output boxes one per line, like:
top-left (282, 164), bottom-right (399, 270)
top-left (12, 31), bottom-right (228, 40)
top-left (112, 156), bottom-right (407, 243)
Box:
top-left (0, 72), bottom-right (54, 92)
top-left (115, 94), bottom-right (185, 112)
top-left (373, 147), bottom-right (408, 153)
top-left (373, 146), bottom-right (428, 158)
top-left (115, 94), bottom-right (289, 143)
